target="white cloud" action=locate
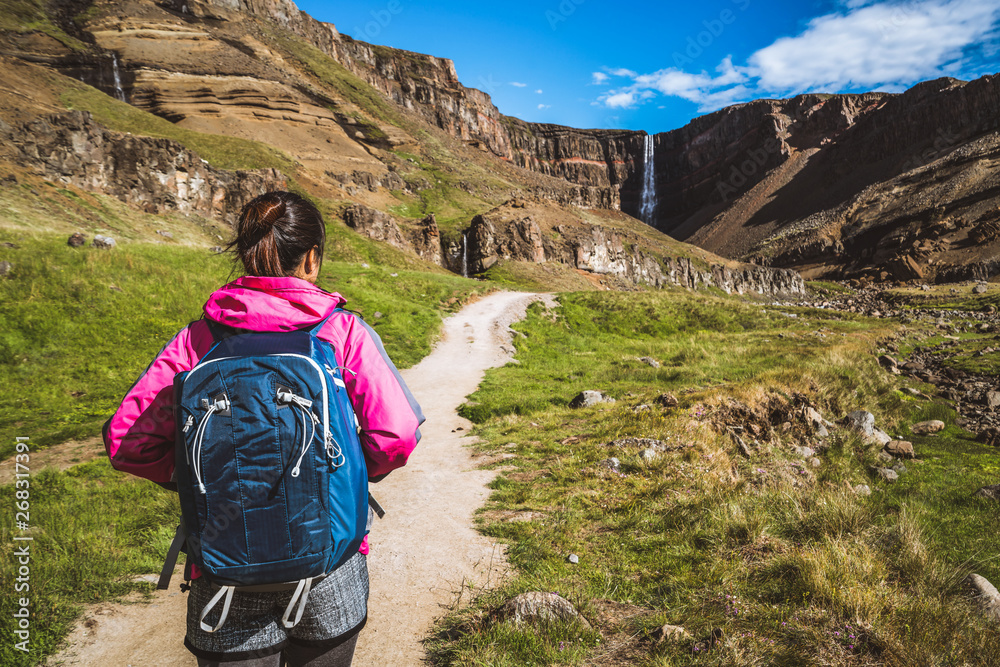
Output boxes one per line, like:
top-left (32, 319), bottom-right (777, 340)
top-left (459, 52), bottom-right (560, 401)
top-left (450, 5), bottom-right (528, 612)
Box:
top-left (595, 0), bottom-right (1000, 112)
top-left (510, 81), bottom-right (527, 87)
top-left (538, 103), bottom-right (551, 109)
top-left (607, 67), bottom-right (637, 77)
top-left (591, 72), bottom-right (609, 85)
top-left (535, 89), bottom-right (543, 94)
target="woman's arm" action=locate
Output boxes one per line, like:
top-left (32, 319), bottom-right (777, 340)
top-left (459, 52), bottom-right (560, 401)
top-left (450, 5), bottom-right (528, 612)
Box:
top-left (322, 312), bottom-right (424, 480)
top-left (102, 320), bottom-right (215, 483)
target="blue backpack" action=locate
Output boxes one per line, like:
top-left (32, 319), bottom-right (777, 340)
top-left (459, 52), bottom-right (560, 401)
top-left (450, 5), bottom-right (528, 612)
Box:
top-left (160, 315), bottom-right (369, 632)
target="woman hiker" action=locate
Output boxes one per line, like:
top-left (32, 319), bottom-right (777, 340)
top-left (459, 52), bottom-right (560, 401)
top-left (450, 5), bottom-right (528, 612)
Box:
top-left (103, 191), bottom-right (424, 666)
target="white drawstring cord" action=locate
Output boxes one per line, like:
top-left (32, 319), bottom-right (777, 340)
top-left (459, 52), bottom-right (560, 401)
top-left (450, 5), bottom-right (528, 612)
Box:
top-left (191, 396), bottom-right (228, 494)
top-left (277, 390), bottom-right (321, 477)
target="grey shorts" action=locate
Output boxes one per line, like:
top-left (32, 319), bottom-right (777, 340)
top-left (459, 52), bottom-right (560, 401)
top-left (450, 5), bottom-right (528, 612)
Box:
top-left (184, 552), bottom-right (369, 663)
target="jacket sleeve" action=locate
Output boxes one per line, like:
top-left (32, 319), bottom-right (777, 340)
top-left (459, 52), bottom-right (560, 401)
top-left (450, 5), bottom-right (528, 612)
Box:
top-left (327, 313), bottom-right (424, 479)
top-left (102, 320), bottom-right (214, 483)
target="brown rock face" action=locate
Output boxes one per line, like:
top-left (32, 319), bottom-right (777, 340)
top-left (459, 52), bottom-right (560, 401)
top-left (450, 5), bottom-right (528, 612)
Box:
top-left (10, 110), bottom-right (284, 225)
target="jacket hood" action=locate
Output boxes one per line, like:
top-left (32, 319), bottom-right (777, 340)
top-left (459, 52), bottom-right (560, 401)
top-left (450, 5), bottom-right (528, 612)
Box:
top-left (203, 276), bottom-right (346, 331)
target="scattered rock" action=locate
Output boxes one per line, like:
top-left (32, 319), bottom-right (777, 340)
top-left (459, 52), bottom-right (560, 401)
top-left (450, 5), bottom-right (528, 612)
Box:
top-left (808, 457), bottom-right (821, 468)
top-left (567, 553), bottom-right (579, 565)
top-left (373, 311), bottom-right (383, 319)
top-left (792, 445), bottom-right (815, 458)
top-left (91, 235), bottom-right (116, 249)
top-left (569, 390), bottom-right (615, 408)
top-left (496, 592), bottom-right (591, 629)
top-left (987, 391), bottom-right (1000, 411)
top-left (910, 420), bottom-right (945, 435)
top-left (654, 393), bottom-right (678, 408)
top-left (900, 388), bottom-right (928, 399)
top-left (974, 484), bottom-right (1000, 501)
top-left (156, 229), bottom-right (173, 239)
top-left (633, 404), bottom-right (651, 414)
top-left (892, 463), bottom-right (907, 474)
top-left (67, 232), bottom-right (86, 247)
top-left (650, 624), bottom-right (691, 643)
top-left (844, 410), bottom-right (875, 437)
top-left (876, 451), bottom-right (895, 463)
top-left (871, 428), bottom-right (892, 446)
top-left (640, 448), bottom-right (658, 464)
top-left (0, 261), bottom-right (10, 277)
top-left (598, 457), bottom-right (621, 473)
top-left (878, 355), bottom-right (899, 373)
top-left (974, 284), bottom-right (989, 295)
top-left (883, 440), bottom-right (915, 459)
top-left (853, 484), bottom-right (872, 496)
top-left (870, 466), bottom-right (899, 482)
top-left (606, 437), bottom-right (672, 451)
top-left (637, 356), bottom-right (660, 368)
top-left (963, 574), bottom-right (1000, 621)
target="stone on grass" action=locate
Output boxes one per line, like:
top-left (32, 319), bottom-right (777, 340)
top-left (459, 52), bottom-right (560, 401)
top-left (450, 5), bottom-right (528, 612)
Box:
top-left (963, 574), bottom-right (1000, 621)
top-left (872, 428), bottom-right (892, 446)
top-left (884, 440), bottom-right (915, 459)
top-left (853, 484), bottom-right (872, 496)
top-left (0, 260), bottom-right (10, 277)
top-left (569, 390), bottom-right (615, 408)
top-left (974, 284), bottom-right (989, 295)
top-left (844, 410), bottom-right (875, 437)
top-left (974, 484), bottom-right (1000, 502)
top-left (67, 232), bottom-right (86, 247)
top-left (640, 448), bottom-right (658, 464)
top-left (878, 355), bottom-right (899, 372)
top-left (911, 420), bottom-right (945, 435)
top-left (877, 451), bottom-right (894, 463)
top-left (638, 356), bottom-right (660, 368)
top-left (497, 592), bottom-right (591, 629)
top-left (792, 445), bottom-right (815, 459)
top-left (599, 457), bottom-right (621, 473)
top-left (808, 457), bottom-right (821, 468)
top-left (567, 553), bottom-right (579, 565)
top-left (651, 624), bottom-right (691, 643)
top-left (892, 463), bottom-right (907, 474)
top-left (655, 393), bottom-right (679, 408)
top-left (870, 466), bottom-right (899, 482)
top-left (92, 235), bottom-right (116, 249)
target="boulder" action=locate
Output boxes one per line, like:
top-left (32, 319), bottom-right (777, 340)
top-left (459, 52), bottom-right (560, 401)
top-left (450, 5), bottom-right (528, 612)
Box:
top-left (974, 284), bottom-right (989, 295)
top-left (67, 232), bottom-right (86, 247)
top-left (496, 592), bottom-right (591, 629)
top-left (569, 390), bottom-right (615, 408)
top-left (650, 624), bottom-right (691, 643)
top-left (654, 393), bottom-right (678, 408)
top-left (963, 574), bottom-right (1000, 621)
top-left (92, 235), bottom-right (116, 249)
top-left (987, 391), bottom-right (1000, 411)
top-left (871, 428), bottom-right (892, 446)
top-left (844, 410), bottom-right (875, 437)
top-left (883, 440), bottom-right (915, 459)
top-left (910, 420), bottom-right (945, 435)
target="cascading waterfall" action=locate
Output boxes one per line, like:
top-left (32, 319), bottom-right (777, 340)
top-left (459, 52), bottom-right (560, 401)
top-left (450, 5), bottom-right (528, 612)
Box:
top-left (640, 133), bottom-right (657, 224)
top-left (111, 53), bottom-right (126, 102)
top-left (460, 230), bottom-right (468, 278)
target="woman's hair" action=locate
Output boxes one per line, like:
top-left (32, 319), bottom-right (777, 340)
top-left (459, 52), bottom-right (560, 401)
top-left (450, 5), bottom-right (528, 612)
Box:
top-left (230, 191), bottom-right (326, 277)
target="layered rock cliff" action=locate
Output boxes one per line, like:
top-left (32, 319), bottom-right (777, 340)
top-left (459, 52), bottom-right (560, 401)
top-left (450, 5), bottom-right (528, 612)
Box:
top-left (9, 110), bottom-right (285, 224)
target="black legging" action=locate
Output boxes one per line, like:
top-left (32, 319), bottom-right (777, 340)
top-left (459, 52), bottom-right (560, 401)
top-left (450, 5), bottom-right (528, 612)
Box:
top-left (196, 632), bottom-right (359, 667)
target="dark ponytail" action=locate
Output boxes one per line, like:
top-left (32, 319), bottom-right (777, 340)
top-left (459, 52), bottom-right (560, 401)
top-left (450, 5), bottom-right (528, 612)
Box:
top-left (230, 191), bottom-right (326, 277)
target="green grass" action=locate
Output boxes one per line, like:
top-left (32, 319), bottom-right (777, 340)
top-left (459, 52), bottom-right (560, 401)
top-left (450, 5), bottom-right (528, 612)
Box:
top-left (0, 0), bottom-right (87, 50)
top-left (0, 230), bottom-right (485, 454)
top-left (431, 292), bottom-right (1000, 666)
top-left (0, 460), bottom-right (179, 666)
top-left (59, 81), bottom-right (297, 173)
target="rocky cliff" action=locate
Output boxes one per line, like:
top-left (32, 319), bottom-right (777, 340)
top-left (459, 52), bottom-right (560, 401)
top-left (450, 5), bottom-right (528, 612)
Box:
top-left (8, 110), bottom-right (285, 225)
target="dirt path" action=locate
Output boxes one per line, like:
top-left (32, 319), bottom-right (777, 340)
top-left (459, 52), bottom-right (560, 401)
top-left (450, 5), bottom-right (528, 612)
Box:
top-left (50, 290), bottom-right (551, 666)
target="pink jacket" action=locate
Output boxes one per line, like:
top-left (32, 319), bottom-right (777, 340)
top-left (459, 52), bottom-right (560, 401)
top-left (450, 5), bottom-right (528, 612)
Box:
top-left (103, 276), bottom-right (424, 554)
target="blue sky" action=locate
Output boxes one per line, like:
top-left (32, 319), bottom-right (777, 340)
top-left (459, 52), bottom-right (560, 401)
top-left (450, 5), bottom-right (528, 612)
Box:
top-left (296, 0), bottom-right (1000, 134)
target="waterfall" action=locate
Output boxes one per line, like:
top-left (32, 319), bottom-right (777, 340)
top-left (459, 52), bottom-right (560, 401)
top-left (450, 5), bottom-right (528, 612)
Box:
top-left (640, 133), bottom-right (656, 224)
top-left (460, 231), bottom-right (468, 278)
top-left (111, 53), bottom-right (126, 102)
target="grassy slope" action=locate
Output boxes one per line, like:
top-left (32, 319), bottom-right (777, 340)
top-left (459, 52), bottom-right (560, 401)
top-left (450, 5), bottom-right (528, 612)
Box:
top-left (431, 292), bottom-right (1000, 666)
